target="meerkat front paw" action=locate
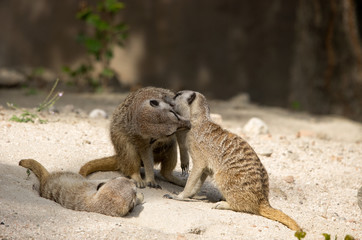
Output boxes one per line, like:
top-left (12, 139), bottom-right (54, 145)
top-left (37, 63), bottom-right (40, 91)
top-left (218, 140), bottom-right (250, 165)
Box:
top-left (163, 193), bottom-right (199, 202)
top-left (146, 180), bottom-right (162, 189)
top-left (133, 180), bottom-right (146, 188)
top-left (130, 173), bottom-right (147, 188)
top-left (181, 163), bottom-right (189, 176)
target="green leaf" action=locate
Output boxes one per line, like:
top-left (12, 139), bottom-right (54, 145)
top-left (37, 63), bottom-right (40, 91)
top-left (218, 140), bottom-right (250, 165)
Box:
top-left (322, 233), bottom-right (331, 240)
top-left (10, 112), bottom-right (35, 123)
top-left (115, 23), bottom-right (127, 31)
top-left (120, 32), bottom-right (128, 40)
top-left (105, 49), bottom-right (113, 60)
top-left (86, 13), bottom-right (109, 31)
top-left (10, 115), bottom-right (23, 122)
top-left (291, 101), bottom-right (301, 110)
top-left (88, 78), bottom-right (101, 89)
top-left (76, 8), bottom-right (92, 20)
top-left (84, 38), bottom-right (102, 55)
top-left (104, 0), bottom-right (125, 13)
top-left (294, 231), bottom-right (306, 240)
top-left (39, 119), bottom-right (48, 124)
top-left (101, 68), bottom-right (114, 78)
top-left (344, 235), bottom-right (355, 240)
top-left (62, 66), bottom-right (71, 73)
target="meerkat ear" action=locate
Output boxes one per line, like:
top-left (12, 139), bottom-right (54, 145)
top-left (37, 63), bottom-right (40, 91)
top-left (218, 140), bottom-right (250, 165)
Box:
top-left (188, 92), bottom-right (196, 105)
top-left (150, 100), bottom-right (159, 107)
top-left (97, 182), bottom-right (106, 190)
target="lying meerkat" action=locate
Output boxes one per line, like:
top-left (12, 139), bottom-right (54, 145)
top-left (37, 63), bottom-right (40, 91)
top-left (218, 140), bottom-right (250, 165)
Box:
top-left (165, 90), bottom-right (301, 231)
top-left (19, 159), bottom-right (143, 217)
top-left (79, 87), bottom-right (191, 188)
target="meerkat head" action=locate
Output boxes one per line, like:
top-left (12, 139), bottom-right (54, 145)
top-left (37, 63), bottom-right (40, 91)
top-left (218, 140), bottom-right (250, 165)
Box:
top-left (174, 90), bottom-right (210, 121)
top-left (135, 98), bottom-right (191, 139)
top-left (94, 177), bottom-right (143, 216)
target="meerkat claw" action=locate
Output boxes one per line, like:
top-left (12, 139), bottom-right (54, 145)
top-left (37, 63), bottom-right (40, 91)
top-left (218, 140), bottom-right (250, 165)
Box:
top-left (146, 181), bottom-right (162, 189)
top-left (163, 194), bottom-right (174, 199)
top-left (181, 165), bottom-right (189, 176)
top-left (133, 180), bottom-right (146, 189)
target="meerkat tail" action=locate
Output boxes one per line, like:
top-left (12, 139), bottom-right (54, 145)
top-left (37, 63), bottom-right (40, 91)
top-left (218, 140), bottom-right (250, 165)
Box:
top-left (79, 156), bottom-right (119, 177)
top-left (19, 159), bottom-right (50, 182)
top-left (258, 204), bottom-right (301, 231)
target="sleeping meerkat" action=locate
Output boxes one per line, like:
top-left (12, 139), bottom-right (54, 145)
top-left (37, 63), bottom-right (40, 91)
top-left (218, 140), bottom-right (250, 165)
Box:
top-left (164, 90), bottom-right (301, 231)
top-left (79, 87), bottom-right (191, 188)
top-left (19, 159), bottom-right (143, 217)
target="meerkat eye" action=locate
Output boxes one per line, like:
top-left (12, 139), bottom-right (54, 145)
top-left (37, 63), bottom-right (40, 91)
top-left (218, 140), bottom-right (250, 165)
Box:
top-left (97, 182), bottom-right (106, 190)
top-left (150, 100), bottom-right (159, 107)
top-left (188, 92), bottom-right (196, 105)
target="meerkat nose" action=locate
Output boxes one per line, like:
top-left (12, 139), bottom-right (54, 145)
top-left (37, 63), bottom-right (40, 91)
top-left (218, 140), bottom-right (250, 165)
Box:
top-left (179, 120), bottom-right (191, 130)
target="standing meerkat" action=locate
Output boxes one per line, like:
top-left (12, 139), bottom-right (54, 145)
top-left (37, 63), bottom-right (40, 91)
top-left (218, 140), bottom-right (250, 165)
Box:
top-left (19, 159), bottom-right (143, 217)
top-left (165, 90), bottom-right (301, 231)
top-left (79, 87), bottom-right (191, 188)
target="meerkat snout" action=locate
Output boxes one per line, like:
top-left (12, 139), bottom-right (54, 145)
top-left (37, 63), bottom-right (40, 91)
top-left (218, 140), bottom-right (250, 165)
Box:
top-left (148, 98), bottom-right (191, 131)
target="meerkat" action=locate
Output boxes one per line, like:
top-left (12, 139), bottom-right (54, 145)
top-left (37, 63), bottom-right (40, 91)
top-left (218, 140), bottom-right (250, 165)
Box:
top-left (164, 90), bottom-right (301, 231)
top-left (358, 186), bottom-right (362, 210)
top-left (79, 87), bottom-right (191, 188)
top-left (19, 159), bottom-right (143, 217)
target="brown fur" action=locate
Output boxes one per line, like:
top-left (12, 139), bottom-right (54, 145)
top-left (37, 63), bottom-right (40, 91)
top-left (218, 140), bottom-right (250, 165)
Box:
top-left (79, 87), bottom-right (191, 188)
top-left (358, 186), bottom-right (362, 210)
top-left (19, 159), bottom-right (143, 217)
top-left (167, 90), bottom-right (301, 231)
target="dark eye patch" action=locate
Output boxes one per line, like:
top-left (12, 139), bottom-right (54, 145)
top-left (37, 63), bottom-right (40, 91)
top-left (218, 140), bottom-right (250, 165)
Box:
top-left (97, 182), bottom-right (106, 190)
top-left (188, 92), bottom-right (196, 104)
top-left (150, 100), bottom-right (159, 107)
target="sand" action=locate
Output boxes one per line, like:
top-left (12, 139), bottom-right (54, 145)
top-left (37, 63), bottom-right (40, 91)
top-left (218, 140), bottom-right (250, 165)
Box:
top-left (0, 89), bottom-right (361, 240)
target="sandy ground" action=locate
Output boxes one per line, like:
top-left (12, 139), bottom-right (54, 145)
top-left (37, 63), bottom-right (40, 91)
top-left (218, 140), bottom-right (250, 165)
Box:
top-left (0, 89), bottom-right (361, 240)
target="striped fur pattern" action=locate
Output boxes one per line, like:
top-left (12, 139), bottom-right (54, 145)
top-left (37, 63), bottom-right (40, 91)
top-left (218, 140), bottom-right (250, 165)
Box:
top-left (79, 87), bottom-right (191, 188)
top-left (171, 91), bottom-right (301, 231)
top-left (19, 159), bottom-right (143, 217)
